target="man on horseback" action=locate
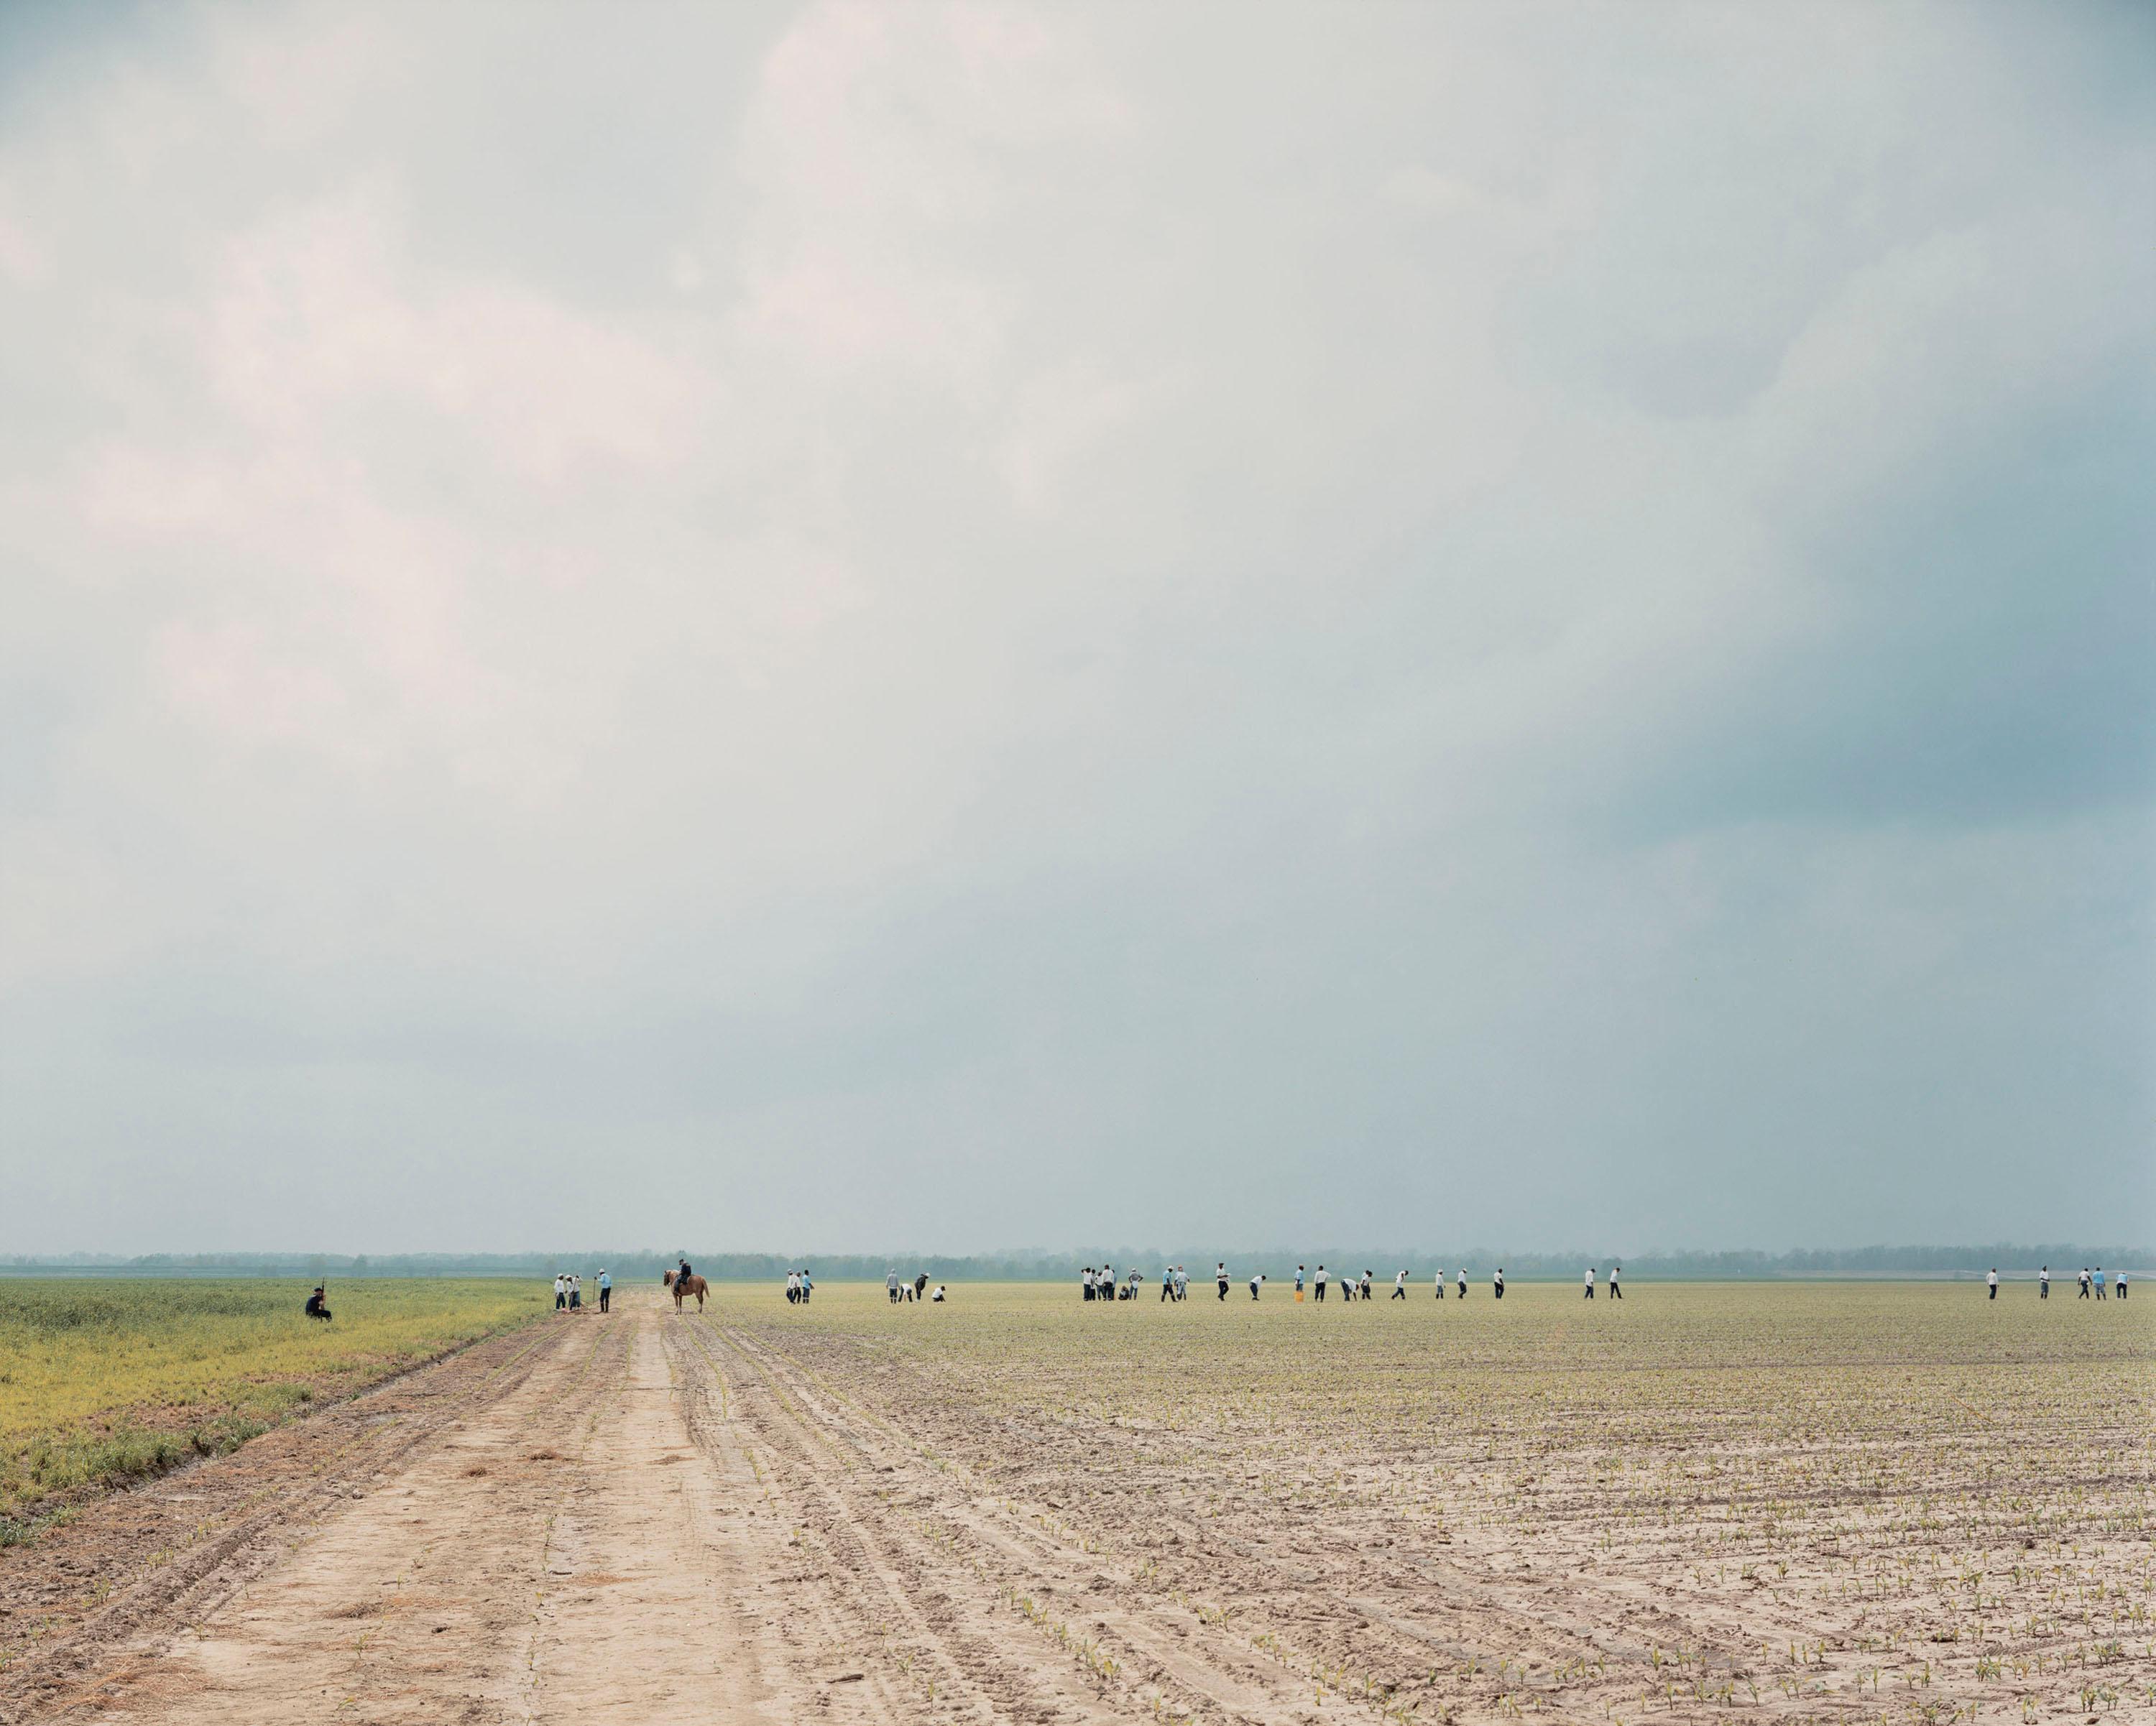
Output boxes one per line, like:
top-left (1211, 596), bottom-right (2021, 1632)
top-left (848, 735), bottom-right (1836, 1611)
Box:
top-left (665, 1258), bottom-right (708, 1311)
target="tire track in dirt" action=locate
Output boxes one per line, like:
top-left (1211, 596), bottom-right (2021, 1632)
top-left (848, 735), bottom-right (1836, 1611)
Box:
top-left (30, 1298), bottom-right (899, 1726)
top-left (706, 1321), bottom-right (1391, 1726)
top-left (724, 1324), bottom-right (1675, 1725)
top-left (655, 1316), bottom-right (913, 1726)
top-left (681, 1317), bottom-right (1117, 1725)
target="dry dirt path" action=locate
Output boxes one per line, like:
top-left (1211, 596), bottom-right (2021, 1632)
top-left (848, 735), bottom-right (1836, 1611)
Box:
top-left (14, 1295), bottom-right (1376, 1726)
top-left (32, 1296), bottom-right (841, 1726)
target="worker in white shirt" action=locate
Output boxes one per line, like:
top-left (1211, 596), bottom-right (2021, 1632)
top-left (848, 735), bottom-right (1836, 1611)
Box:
top-left (1391, 1270), bottom-right (1408, 1301)
top-left (1493, 1268), bottom-right (1506, 1301)
top-left (1314, 1265), bottom-right (1329, 1303)
top-left (1608, 1263), bottom-right (1621, 1301)
top-left (1986, 1268), bottom-right (1998, 1301)
top-left (1248, 1271), bottom-right (1266, 1301)
top-left (1456, 1266), bottom-right (1468, 1300)
top-left (1215, 1263), bottom-right (1230, 1301)
top-left (2040, 1265), bottom-right (2050, 1300)
top-left (1433, 1265), bottom-right (1445, 1300)
top-left (1584, 1265), bottom-right (1596, 1300)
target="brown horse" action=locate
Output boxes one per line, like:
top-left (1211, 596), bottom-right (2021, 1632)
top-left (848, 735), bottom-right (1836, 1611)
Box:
top-left (662, 1270), bottom-right (708, 1312)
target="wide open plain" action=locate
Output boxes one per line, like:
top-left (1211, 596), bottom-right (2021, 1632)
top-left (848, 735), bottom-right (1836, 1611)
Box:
top-left (3, 1280), bottom-right (2149, 1725)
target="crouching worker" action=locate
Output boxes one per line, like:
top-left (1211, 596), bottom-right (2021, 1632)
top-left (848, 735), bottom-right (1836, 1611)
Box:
top-left (304, 1286), bottom-right (333, 1322)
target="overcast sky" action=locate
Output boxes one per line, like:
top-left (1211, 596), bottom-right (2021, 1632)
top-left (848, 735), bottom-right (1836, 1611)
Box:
top-left (1, 1), bottom-right (2150, 1258)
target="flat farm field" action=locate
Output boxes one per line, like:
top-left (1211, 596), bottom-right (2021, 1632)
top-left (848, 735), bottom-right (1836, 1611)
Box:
top-left (0, 1278), bottom-right (543, 1535)
top-left (3, 1279), bottom-right (2149, 1725)
top-left (719, 1278), bottom-right (2152, 1722)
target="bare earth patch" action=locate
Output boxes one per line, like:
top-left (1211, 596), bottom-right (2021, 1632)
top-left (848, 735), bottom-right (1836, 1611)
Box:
top-left (2, 1283), bottom-right (2148, 1725)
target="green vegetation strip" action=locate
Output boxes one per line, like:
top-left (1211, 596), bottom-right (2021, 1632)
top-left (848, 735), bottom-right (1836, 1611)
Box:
top-left (0, 1278), bottom-right (547, 1538)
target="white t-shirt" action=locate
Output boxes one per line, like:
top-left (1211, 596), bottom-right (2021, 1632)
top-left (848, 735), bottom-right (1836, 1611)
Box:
top-left (1585, 1269), bottom-right (1595, 1286)
top-left (1987, 1272), bottom-right (1996, 1287)
top-left (1314, 1269), bottom-right (1327, 1286)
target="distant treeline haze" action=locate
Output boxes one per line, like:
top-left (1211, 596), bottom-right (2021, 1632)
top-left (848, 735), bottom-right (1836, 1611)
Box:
top-left (2, 1245), bottom-right (2145, 1280)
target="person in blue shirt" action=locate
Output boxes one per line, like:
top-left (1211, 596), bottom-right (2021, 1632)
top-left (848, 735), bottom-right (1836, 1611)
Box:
top-left (596, 1269), bottom-right (612, 1313)
top-left (2093, 1266), bottom-right (2106, 1300)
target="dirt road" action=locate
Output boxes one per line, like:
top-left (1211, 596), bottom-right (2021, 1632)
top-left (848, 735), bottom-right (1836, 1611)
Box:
top-left (8, 1296), bottom-right (1343, 1725)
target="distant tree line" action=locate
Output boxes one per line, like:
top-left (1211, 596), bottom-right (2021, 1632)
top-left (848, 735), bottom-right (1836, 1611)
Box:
top-left (1, 1243), bottom-right (2145, 1280)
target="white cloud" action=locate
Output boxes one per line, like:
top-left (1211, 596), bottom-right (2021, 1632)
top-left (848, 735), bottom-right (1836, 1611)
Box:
top-left (0, 0), bottom-right (2147, 1253)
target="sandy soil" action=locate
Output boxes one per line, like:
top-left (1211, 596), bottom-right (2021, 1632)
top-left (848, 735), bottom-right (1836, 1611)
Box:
top-left (4, 1288), bottom-right (2147, 1725)
top-left (11, 1296), bottom-right (1417, 1725)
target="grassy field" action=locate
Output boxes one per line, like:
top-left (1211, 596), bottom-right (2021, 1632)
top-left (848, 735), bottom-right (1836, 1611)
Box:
top-left (709, 1278), bottom-right (2155, 1721)
top-left (0, 1278), bottom-right (545, 1536)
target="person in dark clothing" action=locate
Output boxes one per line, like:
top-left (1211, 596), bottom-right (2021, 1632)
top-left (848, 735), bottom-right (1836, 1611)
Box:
top-left (304, 1286), bottom-right (332, 1321)
top-left (915, 1273), bottom-right (929, 1302)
